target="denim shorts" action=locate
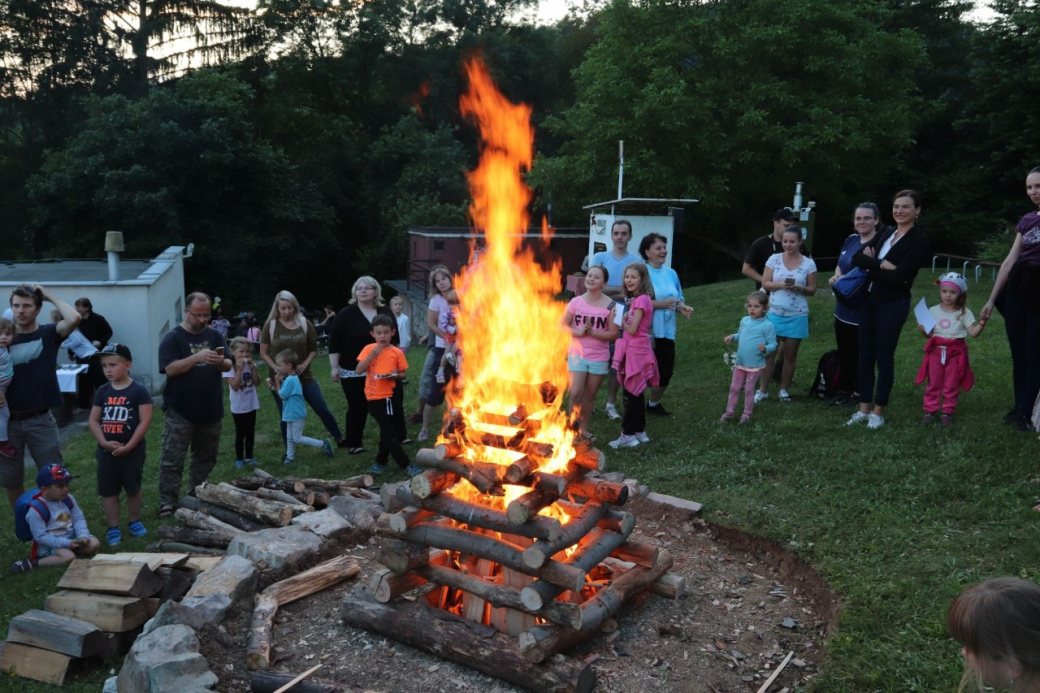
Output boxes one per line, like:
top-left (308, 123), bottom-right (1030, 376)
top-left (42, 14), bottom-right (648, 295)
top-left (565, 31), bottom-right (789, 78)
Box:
top-left (567, 353), bottom-right (610, 376)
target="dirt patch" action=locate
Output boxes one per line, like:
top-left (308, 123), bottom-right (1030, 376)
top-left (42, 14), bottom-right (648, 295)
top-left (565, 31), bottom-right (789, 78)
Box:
top-left (200, 494), bottom-right (839, 692)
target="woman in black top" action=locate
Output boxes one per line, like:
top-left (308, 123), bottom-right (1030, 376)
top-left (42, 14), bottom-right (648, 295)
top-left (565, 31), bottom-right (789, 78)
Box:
top-left (328, 277), bottom-right (400, 454)
top-left (74, 297), bottom-right (113, 394)
top-left (846, 190), bottom-right (932, 430)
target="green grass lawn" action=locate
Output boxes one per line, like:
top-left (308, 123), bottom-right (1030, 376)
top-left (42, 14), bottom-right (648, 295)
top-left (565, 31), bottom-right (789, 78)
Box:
top-left (1, 273), bottom-right (1037, 692)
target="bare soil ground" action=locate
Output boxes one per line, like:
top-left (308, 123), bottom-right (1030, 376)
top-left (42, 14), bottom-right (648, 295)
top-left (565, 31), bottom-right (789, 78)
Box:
top-left (200, 494), bottom-right (840, 692)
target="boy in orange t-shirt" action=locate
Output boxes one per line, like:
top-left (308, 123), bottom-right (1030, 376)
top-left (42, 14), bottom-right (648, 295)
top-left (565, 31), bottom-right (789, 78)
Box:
top-left (356, 315), bottom-right (414, 475)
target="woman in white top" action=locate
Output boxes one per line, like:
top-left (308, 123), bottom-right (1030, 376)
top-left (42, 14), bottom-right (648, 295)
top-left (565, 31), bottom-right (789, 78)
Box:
top-left (756, 227), bottom-right (817, 402)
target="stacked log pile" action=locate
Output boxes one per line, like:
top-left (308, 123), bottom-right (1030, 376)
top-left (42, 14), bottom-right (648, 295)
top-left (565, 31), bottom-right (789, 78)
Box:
top-left (344, 417), bottom-right (686, 693)
top-left (0, 554), bottom-right (209, 685)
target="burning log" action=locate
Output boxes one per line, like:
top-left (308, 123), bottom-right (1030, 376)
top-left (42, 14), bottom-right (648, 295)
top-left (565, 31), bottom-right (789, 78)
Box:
top-left (405, 522), bottom-right (587, 593)
top-left (508, 404), bottom-right (528, 425)
top-left (519, 549), bottom-right (674, 663)
top-left (178, 496), bottom-right (265, 532)
top-left (375, 507), bottom-right (434, 535)
top-left (521, 503), bottom-right (610, 569)
top-left (340, 585), bottom-right (595, 693)
top-left (504, 456), bottom-right (538, 483)
top-left (380, 540), bottom-right (441, 575)
top-left (367, 551), bottom-right (449, 602)
top-left (520, 527), bottom-right (632, 611)
top-left (246, 555), bottom-right (360, 670)
top-left (195, 482), bottom-right (293, 527)
top-left (506, 489), bottom-right (558, 526)
top-left (413, 449), bottom-right (502, 496)
top-left (410, 469), bottom-right (459, 500)
top-left (565, 477), bottom-right (628, 506)
top-left (569, 447), bottom-right (606, 472)
top-left (156, 525), bottom-right (232, 549)
top-left (539, 381), bottom-right (559, 406)
top-left (556, 500), bottom-right (634, 536)
top-left (394, 485), bottom-right (564, 543)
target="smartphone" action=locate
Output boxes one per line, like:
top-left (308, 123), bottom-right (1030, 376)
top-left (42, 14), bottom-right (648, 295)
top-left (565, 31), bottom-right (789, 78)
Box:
top-left (215, 347), bottom-right (224, 356)
top-left (784, 278), bottom-right (795, 286)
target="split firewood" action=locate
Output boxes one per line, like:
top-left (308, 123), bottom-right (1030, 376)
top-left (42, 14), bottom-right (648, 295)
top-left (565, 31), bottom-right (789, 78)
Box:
top-left (566, 476), bottom-right (628, 505)
top-left (173, 508), bottom-right (245, 540)
top-left (340, 585), bottom-right (595, 693)
top-left (410, 469), bottom-right (459, 500)
top-left (395, 485), bottom-right (564, 543)
top-left (246, 555), bottom-right (359, 670)
top-left (519, 549), bottom-right (674, 663)
top-left (521, 502), bottom-right (610, 569)
top-left (156, 525), bottom-right (233, 549)
top-left (196, 482), bottom-right (293, 527)
top-left (178, 496), bottom-right (266, 532)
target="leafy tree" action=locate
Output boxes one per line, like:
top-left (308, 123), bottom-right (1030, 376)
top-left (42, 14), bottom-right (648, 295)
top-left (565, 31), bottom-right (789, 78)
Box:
top-left (25, 70), bottom-right (333, 308)
top-left (532, 0), bottom-right (925, 273)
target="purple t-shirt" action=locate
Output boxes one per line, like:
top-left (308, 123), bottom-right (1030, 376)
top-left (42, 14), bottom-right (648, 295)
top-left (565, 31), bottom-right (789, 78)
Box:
top-left (1017, 211), bottom-right (1040, 266)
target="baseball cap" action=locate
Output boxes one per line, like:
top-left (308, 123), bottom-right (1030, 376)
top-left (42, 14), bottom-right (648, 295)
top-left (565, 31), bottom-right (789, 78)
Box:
top-left (93, 343), bottom-right (132, 361)
top-left (37, 464), bottom-right (78, 487)
top-left (937, 272), bottom-right (968, 294)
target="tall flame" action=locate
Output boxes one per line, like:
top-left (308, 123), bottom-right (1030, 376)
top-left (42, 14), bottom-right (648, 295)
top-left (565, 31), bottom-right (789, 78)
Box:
top-left (447, 58), bottom-right (575, 478)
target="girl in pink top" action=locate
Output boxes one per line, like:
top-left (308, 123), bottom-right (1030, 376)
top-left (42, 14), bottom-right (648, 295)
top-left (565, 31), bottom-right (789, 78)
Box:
top-left (562, 266), bottom-right (619, 433)
top-left (610, 263), bottom-right (658, 449)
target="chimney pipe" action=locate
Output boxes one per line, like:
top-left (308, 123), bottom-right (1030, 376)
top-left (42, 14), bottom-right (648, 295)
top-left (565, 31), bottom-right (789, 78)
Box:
top-left (105, 231), bottom-right (124, 282)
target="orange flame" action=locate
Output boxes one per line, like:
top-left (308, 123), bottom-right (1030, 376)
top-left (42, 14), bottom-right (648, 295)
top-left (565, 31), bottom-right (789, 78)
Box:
top-left (445, 58), bottom-right (576, 487)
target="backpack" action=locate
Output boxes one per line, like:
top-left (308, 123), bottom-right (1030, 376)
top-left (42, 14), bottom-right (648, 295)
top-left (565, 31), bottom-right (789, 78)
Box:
top-left (14, 490), bottom-right (74, 542)
top-left (808, 349), bottom-right (841, 400)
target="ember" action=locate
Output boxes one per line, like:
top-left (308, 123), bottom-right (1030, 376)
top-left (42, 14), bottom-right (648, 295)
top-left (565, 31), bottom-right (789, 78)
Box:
top-left (342, 58), bottom-right (678, 693)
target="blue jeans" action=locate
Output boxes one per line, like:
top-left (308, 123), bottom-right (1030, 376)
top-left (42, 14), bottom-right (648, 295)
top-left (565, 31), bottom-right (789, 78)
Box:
top-left (270, 379), bottom-right (342, 444)
top-left (997, 291), bottom-right (1040, 419)
top-left (857, 294), bottom-right (910, 408)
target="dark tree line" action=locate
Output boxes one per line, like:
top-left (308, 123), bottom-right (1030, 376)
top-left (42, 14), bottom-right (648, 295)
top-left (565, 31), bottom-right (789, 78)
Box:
top-left (0, 0), bottom-right (1037, 309)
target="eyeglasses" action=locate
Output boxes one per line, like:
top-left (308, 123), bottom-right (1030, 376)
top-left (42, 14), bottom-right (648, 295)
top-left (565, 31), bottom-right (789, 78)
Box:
top-left (186, 310), bottom-right (212, 321)
top-left (854, 217), bottom-right (876, 222)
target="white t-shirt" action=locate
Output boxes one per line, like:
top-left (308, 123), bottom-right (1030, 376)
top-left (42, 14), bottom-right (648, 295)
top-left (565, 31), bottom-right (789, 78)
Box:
top-left (223, 362), bottom-right (261, 414)
top-left (396, 313), bottom-right (411, 351)
top-left (929, 305), bottom-right (975, 339)
top-left (766, 253), bottom-right (817, 318)
top-left (429, 294), bottom-right (454, 349)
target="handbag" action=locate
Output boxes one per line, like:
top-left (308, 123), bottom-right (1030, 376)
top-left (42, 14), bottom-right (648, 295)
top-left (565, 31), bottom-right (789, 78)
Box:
top-left (832, 267), bottom-right (868, 308)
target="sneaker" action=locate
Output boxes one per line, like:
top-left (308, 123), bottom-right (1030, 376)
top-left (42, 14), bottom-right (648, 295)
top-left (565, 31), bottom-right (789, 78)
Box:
top-left (401, 438), bottom-right (414, 445)
top-left (368, 462), bottom-right (388, 475)
top-left (106, 527), bottom-right (122, 546)
top-left (128, 521), bottom-right (147, 537)
top-left (646, 402), bottom-right (671, 416)
top-left (246, 458), bottom-right (260, 466)
top-left (436, 368), bottom-right (446, 384)
top-left (405, 464), bottom-right (423, 477)
top-left (604, 403), bottom-right (621, 420)
top-left (10, 558), bottom-right (36, 574)
top-left (234, 459), bottom-right (244, 469)
top-left (922, 412), bottom-right (937, 425)
top-left (867, 413), bottom-right (885, 429)
top-left (321, 438), bottom-right (335, 458)
top-left (282, 456), bottom-right (294, 466)
top-left (719, 412), bottom-right (733, 423)
top-left (1015, 417), bottom-right (1035, 432)
top-left (1002, 409), bottom-right (1019, 426)
top-left (754, 391), bottom-right (769, 404)
top-left (0, 441), bottom-right (16, 458)
top-left (778, 390), bottom-right (791, 402)
top-left (739, 414), bottom-right (752, 424)
top-left (833, 392), bottom-right (851, 406)
top-left (940, 413), bottom-right (954, 427)
top-left (417, 428), bottom-right (429, 442)
top-left (608, 434), bottom-right (639, 449)
top-left (846, 411), bottom-right (868, 426)
top-left (634, 431), bottom-right (650, 443)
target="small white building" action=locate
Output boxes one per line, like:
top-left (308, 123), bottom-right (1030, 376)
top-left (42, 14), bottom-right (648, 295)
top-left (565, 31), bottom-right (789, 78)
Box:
top-left (0, 245), bottom-right (187, 394)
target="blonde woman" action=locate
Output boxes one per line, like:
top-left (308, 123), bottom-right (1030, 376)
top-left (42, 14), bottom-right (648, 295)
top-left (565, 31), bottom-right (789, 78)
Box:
top-left (259, 290), bottom-right (342, 447)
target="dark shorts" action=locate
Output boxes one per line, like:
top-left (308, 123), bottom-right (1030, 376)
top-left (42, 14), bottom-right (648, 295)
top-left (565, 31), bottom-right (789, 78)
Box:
top-left (96, 443), bottom-right (146, 498)
top-left (425, 347), bottom-right (450, 407)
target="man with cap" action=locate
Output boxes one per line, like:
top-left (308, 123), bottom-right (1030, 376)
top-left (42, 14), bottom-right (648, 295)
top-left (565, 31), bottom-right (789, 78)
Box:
top-left (0, 284), bottom-right (81, 508)
top-left (11, 463), bottom-right (99, 573)
top-left (742, 209), bottom-right (809, 289)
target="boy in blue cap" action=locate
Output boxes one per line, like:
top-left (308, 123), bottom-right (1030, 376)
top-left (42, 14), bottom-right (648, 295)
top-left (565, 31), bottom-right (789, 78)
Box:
top-left (11, 463), bottom-right (98, 573)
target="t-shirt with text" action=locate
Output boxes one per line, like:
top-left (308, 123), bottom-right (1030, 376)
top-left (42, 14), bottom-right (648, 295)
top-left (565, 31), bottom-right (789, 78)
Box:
top-left (92, 380), bottom-right (152, 446)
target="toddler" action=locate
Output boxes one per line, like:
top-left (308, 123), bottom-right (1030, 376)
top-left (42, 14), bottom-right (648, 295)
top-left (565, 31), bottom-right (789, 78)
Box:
top-left (722, 292), bottom-right (777, 423)
top-left (609, 263), bottom-right (658, 449)
top-left (224, 337), bottom-right (261, 468)
top-left (273, 350), bottom-right (334, 464)
top-left (0, 317), bottom-right (14, 457)
top-left (915, 272), bottom-right (986, 426)
top-left (436, 291), bottom-right (460, 384)
top-left (11, 464), bottom-right (99, 573)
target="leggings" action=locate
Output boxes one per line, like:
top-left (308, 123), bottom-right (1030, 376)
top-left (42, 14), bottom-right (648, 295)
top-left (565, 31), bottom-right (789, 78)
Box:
top-left (857, 294), bottom-right (910, 407)
top-left (833, 317), bottom-right (860, 395)
top-left (997, 290), bottom-right (1040, 419)
top-left (654, 338), bottom-right (676, 388)
top-left (231, 410), bottom-right (256, 460)
top-left (726, 368), bottom-right (762, 417)
top-left (621, 388), bottom-right (646, 435)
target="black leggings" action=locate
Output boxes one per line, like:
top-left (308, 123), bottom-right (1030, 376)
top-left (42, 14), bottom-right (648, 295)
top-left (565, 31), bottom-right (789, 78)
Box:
top-left (654, 338), bottom-right (676, 388)
top-left (833, 317), bottom-right (860, 395)
top-left (231, 410), bottom-right (256, 460)
top-left (622, 389), bottom-right (646, 435)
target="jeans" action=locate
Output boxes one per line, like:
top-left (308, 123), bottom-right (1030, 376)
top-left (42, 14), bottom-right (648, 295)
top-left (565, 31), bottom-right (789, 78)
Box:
top-left (270, 379), bottom-right (342, 444)
top-left (998, 291), bottom-right (1040, 419)
top-left (158, 409), bottom-right (222, 507)
top-left (857, 294), bottom-right (910, 407)
top-left (418, 348), bottom-right (438, 401)
top-left (285, 419), bottom-right (322, 461)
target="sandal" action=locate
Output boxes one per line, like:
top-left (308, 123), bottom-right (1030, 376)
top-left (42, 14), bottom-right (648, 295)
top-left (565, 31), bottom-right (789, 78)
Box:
top-left (128, 521), bottom-right (147, 537)
top-left (10, 558), bottom-right (36, 574)
top-left (348, 447), bottom-right (365, 456)
top-left (159, 504), bottom-right (175, 518)
top-left (106, 527), bottom-right (122, 546)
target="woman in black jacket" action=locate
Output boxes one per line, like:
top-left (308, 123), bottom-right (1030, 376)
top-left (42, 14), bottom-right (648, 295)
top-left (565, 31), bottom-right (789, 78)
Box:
top-left (846, 190), bottom-right (932, 430)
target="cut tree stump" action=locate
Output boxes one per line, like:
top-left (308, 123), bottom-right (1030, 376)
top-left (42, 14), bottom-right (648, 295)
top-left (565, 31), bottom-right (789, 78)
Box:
top-left (57, 559), bottom-right (161, 598)
top-left (45, 591), bottom-right (148, 633)
top-left (340, 585), bottom-right (595, 693)
top-left (246, 555), bottom-right (360, 671)
top-left (6, 609), bottom-right (111, 658)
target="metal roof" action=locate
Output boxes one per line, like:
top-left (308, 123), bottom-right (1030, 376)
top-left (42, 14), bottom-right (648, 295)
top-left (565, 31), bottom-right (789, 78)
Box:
top-left (581, 197), bottom-right (699, 211)
top-left (0, 258), bottom-right (160, 284)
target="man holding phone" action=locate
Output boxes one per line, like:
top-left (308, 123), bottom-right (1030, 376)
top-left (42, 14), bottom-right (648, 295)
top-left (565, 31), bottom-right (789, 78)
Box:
top-left (156, 292), bottom-right (231, 517)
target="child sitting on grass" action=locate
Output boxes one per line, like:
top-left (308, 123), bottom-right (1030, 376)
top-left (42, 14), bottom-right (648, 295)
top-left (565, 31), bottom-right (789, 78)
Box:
top-left (88, 343), bottom-right (153, 545)
top-left (11, 464), bottom-right (99, 573)
top-left (273, 349), bottom-right (334, 465)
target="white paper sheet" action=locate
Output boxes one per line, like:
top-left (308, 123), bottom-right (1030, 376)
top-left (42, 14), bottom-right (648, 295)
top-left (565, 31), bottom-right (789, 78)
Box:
top-left (914, 298), bottom-right (935, 335)
top-left (613, 303), bottom-right (625, 327)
